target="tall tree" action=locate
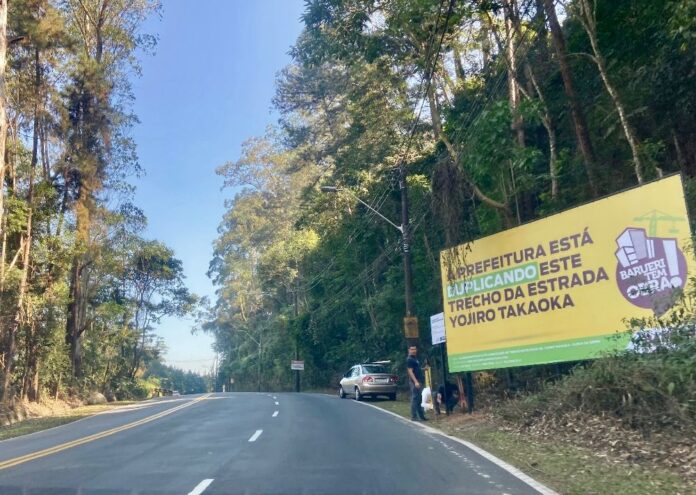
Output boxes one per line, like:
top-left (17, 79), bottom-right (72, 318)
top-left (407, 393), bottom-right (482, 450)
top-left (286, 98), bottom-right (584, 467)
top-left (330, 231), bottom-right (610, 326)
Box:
top-left (61, 0), bottom-right (158, 377)
top-left (543, 0), bottom-right (598, 195)
top-left (571, 0), bottom-right (647, 184)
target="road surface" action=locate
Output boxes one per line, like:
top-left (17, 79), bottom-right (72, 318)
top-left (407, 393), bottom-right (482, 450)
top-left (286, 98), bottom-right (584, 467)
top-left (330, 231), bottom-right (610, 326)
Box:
top-left (0, 393), bottom-right (556, 494)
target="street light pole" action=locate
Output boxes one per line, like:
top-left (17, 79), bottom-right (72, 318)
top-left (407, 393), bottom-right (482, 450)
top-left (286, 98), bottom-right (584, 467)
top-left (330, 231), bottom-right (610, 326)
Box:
top-left (321, 176), bottom-right (418, 345)
top-left (399, 167), bottom-right (418, 347)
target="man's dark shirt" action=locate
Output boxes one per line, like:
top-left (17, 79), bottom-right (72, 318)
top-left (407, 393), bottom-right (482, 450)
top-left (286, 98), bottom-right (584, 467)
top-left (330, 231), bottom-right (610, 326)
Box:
top-left (406, 355), bottom-right (424, 385)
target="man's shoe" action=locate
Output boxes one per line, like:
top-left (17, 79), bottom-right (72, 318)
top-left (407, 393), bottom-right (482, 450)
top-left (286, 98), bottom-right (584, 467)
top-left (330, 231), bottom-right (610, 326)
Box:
top-left (410, 417), bottom-right (420, 421)
top-left (419, 417), bottom-right (428, 421)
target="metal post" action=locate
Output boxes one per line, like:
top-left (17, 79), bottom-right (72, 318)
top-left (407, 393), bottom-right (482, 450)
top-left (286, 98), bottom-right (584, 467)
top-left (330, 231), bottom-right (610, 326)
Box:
top-left (257, 343), bottom-right (262, 393)
top-left (294, 283), bottom-right (300, 393)
top-left (440, 342), bottom-right (448, 415)
top-left (294, 342), bottom-right (300, 393)
top-left (399, 166), bottom-right (417, 346)
top-left (465, 372), bottom-right (474, 414)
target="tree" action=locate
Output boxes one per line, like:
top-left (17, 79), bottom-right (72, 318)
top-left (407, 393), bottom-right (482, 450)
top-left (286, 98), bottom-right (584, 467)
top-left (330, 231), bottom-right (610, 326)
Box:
top-left (543, 0), bottom-right (598, 194)
top-left (0, 0), bottom-right (186, 405)
top-left (60, 0), bottom-right (159, 377)
top-left (125, 240), bottom-right (195, 378)
top-left (206, 0), bottom-right (696, 394)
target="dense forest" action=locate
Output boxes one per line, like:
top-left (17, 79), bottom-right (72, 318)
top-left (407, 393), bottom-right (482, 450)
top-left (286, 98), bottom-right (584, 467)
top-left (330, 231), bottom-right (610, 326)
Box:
top-left (204, 0), bottom-right (696, 392)
top-left (0, 0), bottom-right (202, 407)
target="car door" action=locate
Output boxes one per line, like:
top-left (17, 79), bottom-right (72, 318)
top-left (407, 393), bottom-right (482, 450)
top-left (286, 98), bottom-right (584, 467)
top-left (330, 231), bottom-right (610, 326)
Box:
top-left (341, 366), bottom-right (356, 392)
top-left (350, 366), bottom-right (362, 394)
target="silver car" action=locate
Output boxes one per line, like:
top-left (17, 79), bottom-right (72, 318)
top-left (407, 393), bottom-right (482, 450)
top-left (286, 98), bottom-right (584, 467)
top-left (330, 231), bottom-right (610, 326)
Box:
top-left (339, 364), bottom-right (398, 401)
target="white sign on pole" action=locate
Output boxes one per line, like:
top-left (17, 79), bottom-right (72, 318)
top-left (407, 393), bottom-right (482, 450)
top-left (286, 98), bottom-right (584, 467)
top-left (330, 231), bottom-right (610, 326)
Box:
top-left (430, 312), bottom-right (446, 345)
top-left (291, 360), bottom-right (305, 371)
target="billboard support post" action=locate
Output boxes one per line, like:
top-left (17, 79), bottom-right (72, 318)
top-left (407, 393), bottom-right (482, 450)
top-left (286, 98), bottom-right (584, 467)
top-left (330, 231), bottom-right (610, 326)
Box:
top-left (439, 342), bottom-right (447, 415)
top-left (465, 372), bottom-right (474, 413)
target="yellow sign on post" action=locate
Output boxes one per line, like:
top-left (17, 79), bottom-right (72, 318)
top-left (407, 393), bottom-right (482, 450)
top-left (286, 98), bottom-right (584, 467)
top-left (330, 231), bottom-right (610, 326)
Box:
top-left (404, 316), bottom-right (419, 339)
top-left (440, 175), bottom-right (694, 372)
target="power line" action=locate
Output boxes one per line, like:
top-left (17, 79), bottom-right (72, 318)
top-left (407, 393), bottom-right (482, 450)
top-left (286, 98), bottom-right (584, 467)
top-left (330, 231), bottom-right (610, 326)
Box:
top-left (302, 0), bottom-right (544, 321)
top-left (298, 0), bottom-right (454, 293)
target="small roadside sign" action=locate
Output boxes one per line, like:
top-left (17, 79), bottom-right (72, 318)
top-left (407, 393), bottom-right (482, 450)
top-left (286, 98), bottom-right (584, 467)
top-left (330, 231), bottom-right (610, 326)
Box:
top-left (291, 360), bottom-right (305, 371)
top-left (430, 312), bottom-right (446, 345)
top-left (404, 316), bottom-right (419, 338)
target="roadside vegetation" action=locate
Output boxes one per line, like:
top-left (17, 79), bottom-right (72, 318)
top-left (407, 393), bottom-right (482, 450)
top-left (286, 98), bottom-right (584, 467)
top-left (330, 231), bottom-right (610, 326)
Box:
top-left (204, 0), bottom-right (696, 392)
top-left (373, 397), bottom-right (692, 495)
top-left (0, 400), bottom-right (138, 441)
top-left (0, 1), bottom-right (205, 419)
top-left (202, 0), bottom-right (696, 490)
top-left (369, 291), bottom-right (696, 493)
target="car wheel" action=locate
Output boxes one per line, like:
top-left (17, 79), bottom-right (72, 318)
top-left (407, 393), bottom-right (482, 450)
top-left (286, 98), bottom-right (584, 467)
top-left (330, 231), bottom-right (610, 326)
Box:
top-left (354, 387), bottom-right (362, 401)
top-left (388, 393), bottom-right (396, 401)
top-left (339, 386), bottom-right (346, 399)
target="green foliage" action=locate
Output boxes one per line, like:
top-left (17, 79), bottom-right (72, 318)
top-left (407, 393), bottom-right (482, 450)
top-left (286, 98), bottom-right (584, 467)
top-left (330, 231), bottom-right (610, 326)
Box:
top-left (204, 0), bottom-right (696, 411)
top-left (145, 361), bottom-right (209, 395)
top-left (499, 285), bottom-right (696, 437)
top-left (0, 0), bottom-right (192, 405)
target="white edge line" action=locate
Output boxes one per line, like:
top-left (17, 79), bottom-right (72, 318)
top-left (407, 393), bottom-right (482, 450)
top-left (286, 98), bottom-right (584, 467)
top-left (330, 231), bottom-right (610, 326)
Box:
top-left (187, 478), bottom-right (214, 495)
top-left (272, 411), bottom-right (279, 417)
top-left (248, 429), bottom-right (263, 442)
top-left (274, 401), bottom-right (279, 405)
top-left (273, 396), bottom-right (277, 399)
top-left (355, 401), bottom-right (558, 495)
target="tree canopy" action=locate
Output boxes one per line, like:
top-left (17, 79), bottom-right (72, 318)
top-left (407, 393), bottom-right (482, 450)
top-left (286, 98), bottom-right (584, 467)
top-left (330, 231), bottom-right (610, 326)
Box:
top-left (0, 0), bottom-right (203, 405)
top-left (205, 0), bottom-right (696, 391)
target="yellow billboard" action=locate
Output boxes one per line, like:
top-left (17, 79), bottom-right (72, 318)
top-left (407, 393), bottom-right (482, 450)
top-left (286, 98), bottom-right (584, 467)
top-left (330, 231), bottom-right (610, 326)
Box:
top-left (440, 175), bottom-right (694, 372)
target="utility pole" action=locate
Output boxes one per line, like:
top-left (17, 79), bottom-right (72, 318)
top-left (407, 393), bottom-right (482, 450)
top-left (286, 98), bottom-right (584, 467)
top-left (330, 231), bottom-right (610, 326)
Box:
top-left (321, 178), bottom-right (419, 346)
top-left (399, 166), bottom-right (418, 347)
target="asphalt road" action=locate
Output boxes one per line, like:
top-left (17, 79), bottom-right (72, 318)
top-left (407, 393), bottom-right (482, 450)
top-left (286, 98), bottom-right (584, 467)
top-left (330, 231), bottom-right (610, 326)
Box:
top-left (0, 393), bottom-right (556, 495)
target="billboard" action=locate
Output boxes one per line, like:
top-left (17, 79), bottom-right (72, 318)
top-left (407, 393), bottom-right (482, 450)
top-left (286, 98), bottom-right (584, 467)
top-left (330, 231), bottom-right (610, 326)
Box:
top-left (440, 175), bottom-right (694, 372)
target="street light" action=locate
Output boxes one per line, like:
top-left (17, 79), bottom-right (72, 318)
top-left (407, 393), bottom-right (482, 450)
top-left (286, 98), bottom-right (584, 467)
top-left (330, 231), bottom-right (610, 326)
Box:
top-left (321, 179), bottom-right (418, 344)
top-left (321, 186), bottom-right (403, 233)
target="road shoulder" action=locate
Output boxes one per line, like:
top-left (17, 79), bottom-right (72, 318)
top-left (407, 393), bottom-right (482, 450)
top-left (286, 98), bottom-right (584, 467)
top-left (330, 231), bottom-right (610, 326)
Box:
top-left (0, 399), bottom-right (153, 442)
top-left (368, 399), bottom-right (691, 495)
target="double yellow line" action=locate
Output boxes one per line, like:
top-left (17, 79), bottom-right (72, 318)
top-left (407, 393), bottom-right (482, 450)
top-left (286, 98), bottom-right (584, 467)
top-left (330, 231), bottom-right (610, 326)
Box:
top-left (0, 393), bottom-right (211, 471)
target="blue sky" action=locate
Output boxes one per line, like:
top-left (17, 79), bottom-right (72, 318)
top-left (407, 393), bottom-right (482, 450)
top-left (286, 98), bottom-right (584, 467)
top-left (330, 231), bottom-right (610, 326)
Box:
top-left (130, 0), bottom-right (306, 373)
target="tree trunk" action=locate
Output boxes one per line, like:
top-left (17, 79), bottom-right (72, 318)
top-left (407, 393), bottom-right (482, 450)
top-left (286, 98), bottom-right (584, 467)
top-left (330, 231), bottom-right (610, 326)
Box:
top-left (0, 0), bottom-right (7, 245)
top-left (506, 9), bottom-right (560, 200)
top-left (426, 83), bottom-right (513, 224)
top-left (543, 0), bottom-right (599, 195)
top-left (65, 0), bottom-right (110, 379)
top-left (575, 0), bottom-right (644, 184)
top-left (481, 23), bottom-right (491, 74)
top-left (66, 251), bottom-right (88, 378)
top-left (452, 46), bottom-right (466, 82)
top-left (5, 49), bottom-right (41, 401)
top-left (533, 0), bottom-right (550, 75)
top-left (503, 0), bottom-right (525, 147)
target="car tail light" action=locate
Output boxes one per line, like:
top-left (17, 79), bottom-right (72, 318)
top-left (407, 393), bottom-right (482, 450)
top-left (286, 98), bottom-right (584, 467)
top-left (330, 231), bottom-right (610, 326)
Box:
top-left (362, 375), bottom-right (374, 383)
top-left (389, 375), bottom-right (398, 383)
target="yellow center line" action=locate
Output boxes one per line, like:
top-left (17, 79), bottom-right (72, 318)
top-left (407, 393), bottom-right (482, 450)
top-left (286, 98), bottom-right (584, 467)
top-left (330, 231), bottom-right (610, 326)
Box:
top-left (0, 394), bottom-right (212, 471)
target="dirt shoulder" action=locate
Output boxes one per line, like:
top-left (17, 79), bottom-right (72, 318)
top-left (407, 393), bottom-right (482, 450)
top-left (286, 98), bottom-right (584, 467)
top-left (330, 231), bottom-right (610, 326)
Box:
top-left (371, 399), bottom-right (694, 495)
top-left (0, 399), bottom-right (137, 441)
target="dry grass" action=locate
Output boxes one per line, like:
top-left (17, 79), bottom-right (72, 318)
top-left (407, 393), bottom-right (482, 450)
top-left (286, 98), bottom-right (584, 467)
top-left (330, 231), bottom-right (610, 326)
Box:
top-left (370, 398), bottom-right (694, 495)
top-left (0, 400), bottom-right (137, 441)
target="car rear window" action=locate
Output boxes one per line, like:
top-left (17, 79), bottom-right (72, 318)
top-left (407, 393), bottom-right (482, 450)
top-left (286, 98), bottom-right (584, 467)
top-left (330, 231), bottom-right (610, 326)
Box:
top-left (361, 365), bottom-right (388, 374)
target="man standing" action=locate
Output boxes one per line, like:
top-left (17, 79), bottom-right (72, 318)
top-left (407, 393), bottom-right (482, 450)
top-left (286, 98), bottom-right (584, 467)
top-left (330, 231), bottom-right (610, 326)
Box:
top-left (406, 345), bottom-right (427, 421)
